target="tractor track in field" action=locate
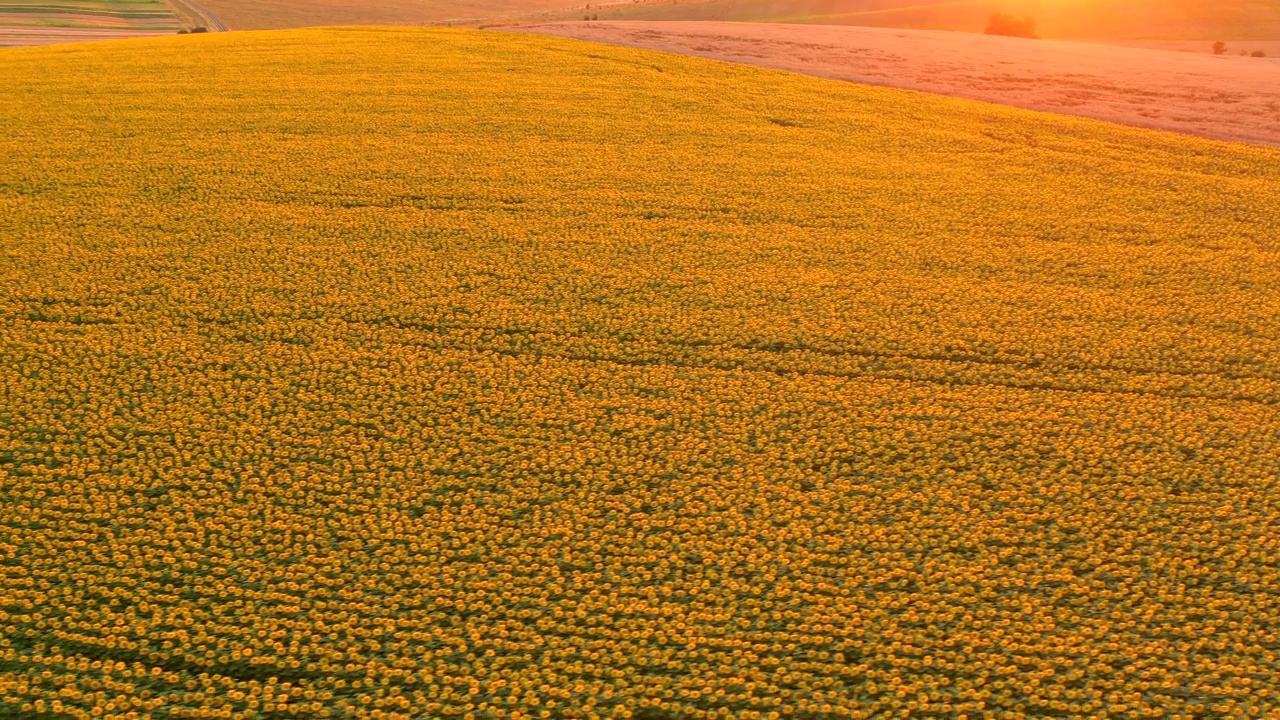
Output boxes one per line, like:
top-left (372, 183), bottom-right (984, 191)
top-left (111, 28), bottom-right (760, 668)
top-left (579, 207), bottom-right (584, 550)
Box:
top-left (166, 0), bottom-right (226, 30)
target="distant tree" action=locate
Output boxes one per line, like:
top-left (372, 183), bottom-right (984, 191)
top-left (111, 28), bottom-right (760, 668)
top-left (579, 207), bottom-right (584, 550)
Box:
top-left (1252, 50), bottom-right (1267, 57)
top-left (191, 26), bottom-right (208, 33)
top-left (1212, 41), bottom-right (1227, 55)
top-left (985, 12), bottom-right (1038, 39)
top-left (583, 14), bottom-right (589, 19)
top-left (177, 29), bottom-right (189, 34)
top-left (592, 13), bottom-right (598, 19)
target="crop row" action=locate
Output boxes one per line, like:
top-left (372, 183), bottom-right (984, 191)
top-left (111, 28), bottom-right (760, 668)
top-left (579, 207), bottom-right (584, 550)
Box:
top-left (2, 27), bottom-right (1279, 718)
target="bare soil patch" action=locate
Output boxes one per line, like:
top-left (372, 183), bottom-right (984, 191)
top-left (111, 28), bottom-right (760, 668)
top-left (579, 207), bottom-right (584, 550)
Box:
top-left (507, 21), bottom-right (1280, 148)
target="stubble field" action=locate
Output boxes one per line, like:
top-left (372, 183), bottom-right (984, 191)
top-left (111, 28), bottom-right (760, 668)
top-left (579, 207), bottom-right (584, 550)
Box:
top-left (3, 26), bottom-right (1280, 719)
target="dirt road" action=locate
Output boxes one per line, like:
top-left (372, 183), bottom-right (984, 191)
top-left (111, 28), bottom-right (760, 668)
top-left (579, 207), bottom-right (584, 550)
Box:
top-left (167, 0), bottom-right (227, 31)
top-left (507, 21), bottom-right (1280, 148)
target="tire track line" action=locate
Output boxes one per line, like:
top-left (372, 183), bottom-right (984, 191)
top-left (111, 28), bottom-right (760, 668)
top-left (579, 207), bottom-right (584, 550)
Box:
top-left (166, 0), bottom-right (226, 31)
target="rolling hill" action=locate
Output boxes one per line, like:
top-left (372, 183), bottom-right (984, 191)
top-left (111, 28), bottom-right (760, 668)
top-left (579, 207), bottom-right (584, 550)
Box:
top-left (3, 27), bottom-right (1279, 718)
top-left (546, 0), bottom-right (1280, 40)
top-left (510, 21), bottom-right (1280, 148)
top-left (191, 0), bottom-right (1280, 41)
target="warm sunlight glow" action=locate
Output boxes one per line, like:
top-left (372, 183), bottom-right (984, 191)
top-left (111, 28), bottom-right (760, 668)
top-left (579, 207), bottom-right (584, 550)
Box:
top-left (3, 0), bottom-right (1277, 712)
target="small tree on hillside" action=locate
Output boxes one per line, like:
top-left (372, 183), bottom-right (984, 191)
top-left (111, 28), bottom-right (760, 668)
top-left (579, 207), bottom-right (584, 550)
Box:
top-left (1212, 41), bottom-right (1227, 55)
top-left (985, 12), bottom-right (1038, 39)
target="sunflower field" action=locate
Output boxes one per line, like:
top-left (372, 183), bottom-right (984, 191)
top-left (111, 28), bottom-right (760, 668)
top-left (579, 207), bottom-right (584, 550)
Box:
top-left (2, 27), bottom-right (1279, 719)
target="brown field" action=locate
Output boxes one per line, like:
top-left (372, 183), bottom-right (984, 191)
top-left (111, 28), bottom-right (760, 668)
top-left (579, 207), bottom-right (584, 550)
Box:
top-left (0, 0), bottom-right (187, 47)
top-left (0, 12), bottom-right (165, 27)
top-left (186, 0), bottom-right (575, 29)
top-left (0, 25), bottom-right (174, 45)
top-left (506, 21), bottom-right (1280, 148)
top-left (545, 0), bottom-right (1280, 40)
top-left (186, 0), bottom-right (1280, 38)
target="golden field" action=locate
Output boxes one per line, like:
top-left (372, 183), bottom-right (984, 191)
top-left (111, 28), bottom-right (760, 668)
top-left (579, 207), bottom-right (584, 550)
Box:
top-left (3, 27), bottom-right (1280, 718)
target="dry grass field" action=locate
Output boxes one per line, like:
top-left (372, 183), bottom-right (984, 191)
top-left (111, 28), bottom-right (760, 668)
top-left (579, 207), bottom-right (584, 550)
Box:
top-left (0, 0), bottom-right (185, 47)
top-left (509, 21), bottom-right (1280, 147)
top-left (4, 25), bottom-right (1280, 719)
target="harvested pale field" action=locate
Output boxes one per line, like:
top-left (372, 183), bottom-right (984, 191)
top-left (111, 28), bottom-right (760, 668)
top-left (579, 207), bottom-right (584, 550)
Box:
top-left (513, 0), bottom-right (1280, 40)
top-left (0, 25), bottom-right (173, 44)
top-left (508, 21), bottom-right (1280, 148)
top-left (1101, 38), bottom-right (1280, 57)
